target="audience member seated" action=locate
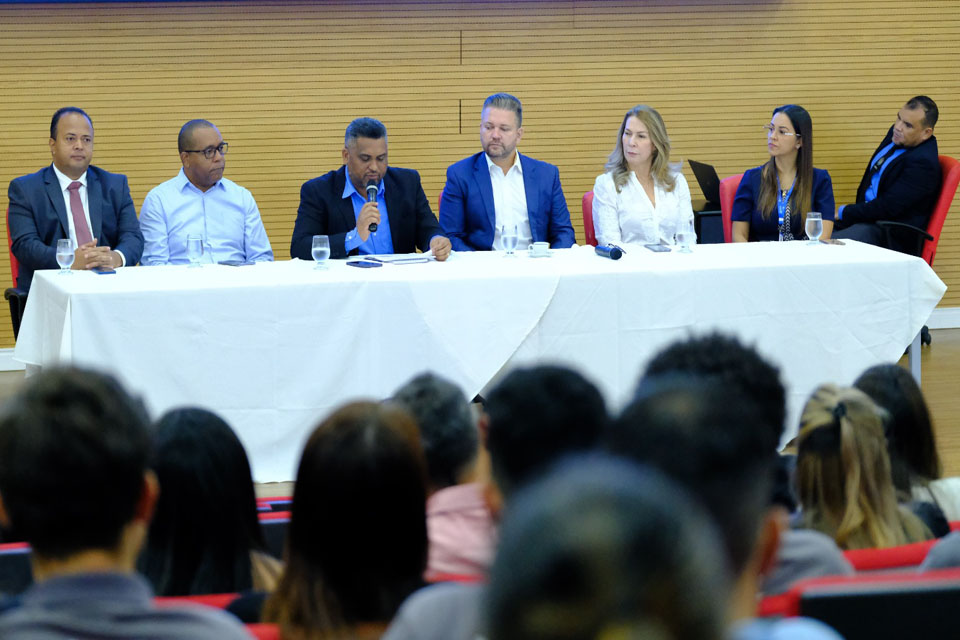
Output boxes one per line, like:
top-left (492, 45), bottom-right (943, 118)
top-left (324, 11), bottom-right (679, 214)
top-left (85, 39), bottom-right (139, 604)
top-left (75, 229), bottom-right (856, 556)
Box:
top-left (138, 407), bottom-right (282, 596)
top-left (855, 363), bottom-right (960, 523)
top-left (383, 365), bottom-right (608, 640)
top-left (732, 104), bottom-right (835, 242)
top-left (638, 333), bottom-right (854, 594)
top-left (0, 368), bottom-right (249, 638)
top-left (795, 384), bottom-right (932, 550)
top-left (246, 402), bottom-right (428, 639)
top-left (591, 104), bottom-right (694, 247)
top-left (606, 378), bottom-right (842, 639)
top-left (486, 455), bottom-right (729, 640)
top-left (391, 373), bottom-right (495, 579)
top-left (833, 96), bottom-right (941, 252)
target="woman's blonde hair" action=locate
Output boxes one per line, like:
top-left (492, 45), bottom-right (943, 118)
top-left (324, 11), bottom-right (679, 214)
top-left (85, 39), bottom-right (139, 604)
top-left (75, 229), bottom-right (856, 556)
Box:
top-left (795, 384), bottom-right (931, 550)
top-left (604, 105), bottom-right (676, 193)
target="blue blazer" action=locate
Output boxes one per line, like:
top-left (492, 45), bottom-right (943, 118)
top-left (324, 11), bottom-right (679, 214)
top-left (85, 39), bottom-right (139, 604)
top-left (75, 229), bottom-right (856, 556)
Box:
top-left (439, 152), bottom-right (575, 251)
top-left (7, 165), bottom-right (144, 291)
top-left (732, 165), bottom-right (835, 242)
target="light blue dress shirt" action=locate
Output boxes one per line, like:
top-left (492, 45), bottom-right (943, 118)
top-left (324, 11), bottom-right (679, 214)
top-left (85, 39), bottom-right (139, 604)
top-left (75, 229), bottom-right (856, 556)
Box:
top-left (838, 143), bottom-right (906, 220)
top-left (139, 168), bottom-right (273, 265)
top-left (343, 166), bottom-right (394, 255)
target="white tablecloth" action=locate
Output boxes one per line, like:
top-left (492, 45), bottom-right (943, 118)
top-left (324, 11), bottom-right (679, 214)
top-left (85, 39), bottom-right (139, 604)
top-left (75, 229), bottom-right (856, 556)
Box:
top-left (14, 241), bottom-right (946, 482)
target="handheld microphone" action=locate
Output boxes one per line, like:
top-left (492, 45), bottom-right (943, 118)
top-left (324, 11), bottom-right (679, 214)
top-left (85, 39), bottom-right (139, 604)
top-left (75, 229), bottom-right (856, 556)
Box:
top-left (366, 180), bottom-right (379, 233)
top-left (595, 244), bottom-right (624, 260)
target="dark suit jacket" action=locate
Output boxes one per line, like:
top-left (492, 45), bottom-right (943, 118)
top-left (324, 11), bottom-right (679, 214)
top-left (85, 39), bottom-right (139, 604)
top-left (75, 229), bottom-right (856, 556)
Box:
top-left (290, 166), bottom-right (443, 260)
top-left (439, 152), bottom-right (575, 251)
top-left (839, 126), bottom-right (941, 252)
top-left (7, 165), bottom-right (144, 291)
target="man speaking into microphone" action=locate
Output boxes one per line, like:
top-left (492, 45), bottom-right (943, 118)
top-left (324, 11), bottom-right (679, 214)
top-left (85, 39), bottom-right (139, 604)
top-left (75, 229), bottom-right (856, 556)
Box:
top-left (291, 117), bottom-right (452, 261)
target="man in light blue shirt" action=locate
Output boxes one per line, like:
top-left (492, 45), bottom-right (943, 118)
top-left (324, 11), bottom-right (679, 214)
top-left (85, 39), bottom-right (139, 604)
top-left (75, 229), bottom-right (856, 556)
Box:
top-left (139, 120), bottom-right (273, 265)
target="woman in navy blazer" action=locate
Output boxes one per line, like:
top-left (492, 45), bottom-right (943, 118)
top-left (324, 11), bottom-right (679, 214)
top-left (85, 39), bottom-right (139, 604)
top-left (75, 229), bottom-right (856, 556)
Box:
top-left (732, 105), bottom-right (835, 242)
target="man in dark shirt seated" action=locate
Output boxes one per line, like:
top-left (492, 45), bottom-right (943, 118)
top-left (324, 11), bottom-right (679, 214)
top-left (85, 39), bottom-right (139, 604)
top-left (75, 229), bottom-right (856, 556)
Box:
top-left (290, 117), bottom-right (451, 261)
top-left (833, 96), bottom-right (941, 253)
top-left (0, 368), bottom-right (250, 639)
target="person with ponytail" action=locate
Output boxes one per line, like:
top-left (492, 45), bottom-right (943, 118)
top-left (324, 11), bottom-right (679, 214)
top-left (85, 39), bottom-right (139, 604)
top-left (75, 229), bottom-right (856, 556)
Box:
top-left (794, 384), bottom-right (931, 550)
top-left (732, 105), bottom-right (835, 242)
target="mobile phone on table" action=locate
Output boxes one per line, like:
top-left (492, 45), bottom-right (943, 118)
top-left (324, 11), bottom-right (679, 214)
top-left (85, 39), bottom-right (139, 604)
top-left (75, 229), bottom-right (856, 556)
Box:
top-left (347, 260), bottom-right (382, 268)
top-left (644, 243), bottom-right (671, 253)
top-left (92, 267), bottom-right (116, 274)
top-left (218, 260), bottom-right (253, 266)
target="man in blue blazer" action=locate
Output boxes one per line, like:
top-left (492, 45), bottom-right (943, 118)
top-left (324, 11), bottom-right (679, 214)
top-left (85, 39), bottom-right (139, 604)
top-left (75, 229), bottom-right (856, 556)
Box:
top-left (291, 117), bottom-right (451, 261)
top-left (440, 93), bottom-right (575, 252)
top-left (8, 107), bottom-right (144, 291)
top-left (834, 96), bottom-right (941, 254)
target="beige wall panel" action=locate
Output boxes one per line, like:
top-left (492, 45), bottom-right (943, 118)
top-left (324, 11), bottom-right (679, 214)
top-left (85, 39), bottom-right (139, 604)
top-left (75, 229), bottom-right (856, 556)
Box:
top-left (0, 0), bottom-right (957, 350)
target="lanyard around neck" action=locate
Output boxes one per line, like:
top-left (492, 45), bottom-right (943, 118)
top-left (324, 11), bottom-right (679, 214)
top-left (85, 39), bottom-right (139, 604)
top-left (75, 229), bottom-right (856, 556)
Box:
top-left (776, 175), bottom-right (796, 226)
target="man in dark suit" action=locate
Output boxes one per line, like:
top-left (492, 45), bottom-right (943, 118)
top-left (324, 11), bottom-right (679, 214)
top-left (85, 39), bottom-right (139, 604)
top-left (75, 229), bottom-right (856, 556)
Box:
top-left (290, 117), bottom-right (451, 261)
top-left (439, 93), bottom-right (575, 252)
top-left (7, 107), bottom-right (144, 291)
top-left (834, 96), bottom-right (941, 253)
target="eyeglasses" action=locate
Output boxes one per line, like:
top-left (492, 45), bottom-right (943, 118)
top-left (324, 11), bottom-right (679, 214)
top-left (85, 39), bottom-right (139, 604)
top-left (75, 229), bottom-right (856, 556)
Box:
top-left (183, 142), bottom-right (228, 159)
top-left (764, 125), bottom-right (798, 138)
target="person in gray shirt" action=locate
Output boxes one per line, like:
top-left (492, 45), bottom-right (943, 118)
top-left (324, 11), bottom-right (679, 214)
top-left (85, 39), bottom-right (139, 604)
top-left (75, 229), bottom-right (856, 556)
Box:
top-left (0, 368), bottom-right (251, 639)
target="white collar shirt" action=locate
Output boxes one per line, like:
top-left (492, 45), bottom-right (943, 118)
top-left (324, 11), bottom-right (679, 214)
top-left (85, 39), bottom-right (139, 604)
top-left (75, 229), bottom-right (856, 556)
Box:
top-left (485, 151), bottom-right (531, 250)
top-left (51, 163), bottom-right (92, 248)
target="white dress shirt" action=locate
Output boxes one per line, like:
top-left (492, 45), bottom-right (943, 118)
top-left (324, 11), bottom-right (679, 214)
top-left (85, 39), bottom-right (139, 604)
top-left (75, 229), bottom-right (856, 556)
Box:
top-left (486, 151), bottom-right (532, 250)
top-left (51, 163), bottom-right (126, 265)
top-left (592, 169), bottom-right (694, 247)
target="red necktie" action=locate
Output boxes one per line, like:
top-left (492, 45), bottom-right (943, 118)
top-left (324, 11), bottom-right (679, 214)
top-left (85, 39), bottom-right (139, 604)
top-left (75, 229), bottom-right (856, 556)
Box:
top-left (67, 181), bottom-right (94, 246)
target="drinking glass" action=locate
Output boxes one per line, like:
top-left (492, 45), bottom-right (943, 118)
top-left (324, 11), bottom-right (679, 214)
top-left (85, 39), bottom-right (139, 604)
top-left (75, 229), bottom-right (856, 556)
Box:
top-left (187, 235), bottom-right (203, 267)
top-left (675, 220), bottom-right (695, 254)
top-left (805, 212), bottom-right (823, 245)
top-left (56, 238), bottom-right (74, 274)
top-left (312, 235), bottom-right (331, 269)
top-left (500, 224), bottom-right (519, 257)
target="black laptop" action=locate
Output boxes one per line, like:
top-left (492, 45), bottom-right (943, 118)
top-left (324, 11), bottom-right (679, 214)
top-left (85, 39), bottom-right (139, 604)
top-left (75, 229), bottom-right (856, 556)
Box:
top-left (688, 159), bottom-right (722, 208)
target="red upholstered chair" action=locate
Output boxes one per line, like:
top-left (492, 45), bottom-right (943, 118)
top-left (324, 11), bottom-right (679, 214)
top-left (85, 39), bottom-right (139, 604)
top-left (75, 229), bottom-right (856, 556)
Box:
top-left (718, 174), bottom-right (743, 243)
top-left (155, 593), bottom-right (239, 609)
top-left (842, 538), bottom-right (939, 572)
top-left (246, 624), bottom-right (282, 640)
top-left (758, 568), bottom-right (960, 640)
top-left (4, 207), bottom-right (27, 339)
top-left (876, 155), bottom-right (959, 345)
top-left (581, 191), bottom-right (597, 246)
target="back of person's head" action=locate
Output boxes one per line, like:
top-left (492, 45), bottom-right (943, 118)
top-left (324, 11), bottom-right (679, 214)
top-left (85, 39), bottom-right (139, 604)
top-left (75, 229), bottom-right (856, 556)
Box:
top-left (795, 384), bottom-right (929, 550)
top-left (265, 401), bottom-right (428, 635)
top-left (486, 454), bottom-right (728, 640)
top-left (0, 367), bottom-right (150, 559)
top-left (391, 372), bottom-right (478, 490)
top-left (605, 377), bottom-right (775, 576)
top-left (853, 363), bottom-right (941, 494)
top-left (485, 365), bottom-right (607, 497)
top-left (642, 332), bottom-right (785, 450)
top-left (138, 407), bottom-right (265, 596)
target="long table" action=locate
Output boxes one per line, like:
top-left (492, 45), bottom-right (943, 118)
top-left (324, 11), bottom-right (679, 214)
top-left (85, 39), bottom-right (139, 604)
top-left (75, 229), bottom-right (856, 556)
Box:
top-left (14, 241), bottom-right (946, 482)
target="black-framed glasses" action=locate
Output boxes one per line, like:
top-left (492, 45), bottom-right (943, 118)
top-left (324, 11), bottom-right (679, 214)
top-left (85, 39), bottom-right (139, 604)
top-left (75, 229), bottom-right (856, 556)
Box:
top-left (183, 142), bottom-right (228, 159)
top-left (763, 125), bottom-right (798, 138)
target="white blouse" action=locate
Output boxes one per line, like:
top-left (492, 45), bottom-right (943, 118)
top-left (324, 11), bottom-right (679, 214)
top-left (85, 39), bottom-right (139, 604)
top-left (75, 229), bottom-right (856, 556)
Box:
top-left (592, 169), bottom-right (694, 247)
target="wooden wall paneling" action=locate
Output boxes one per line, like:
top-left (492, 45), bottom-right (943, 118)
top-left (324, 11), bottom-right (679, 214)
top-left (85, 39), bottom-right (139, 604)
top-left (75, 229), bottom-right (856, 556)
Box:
top-left (0, 0), bottom-right (957, 350)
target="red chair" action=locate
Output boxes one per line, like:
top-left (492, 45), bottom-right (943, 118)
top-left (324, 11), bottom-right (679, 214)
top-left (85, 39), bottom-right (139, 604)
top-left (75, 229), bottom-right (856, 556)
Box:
top-left (4, 207), bottom-right (27, 339)
top-left (246, 624), bottom-right (281, 640)
top-left (842, 538), bottom-right (939, 572)
top-left (155, 592), bottom-right (239, 609)
top-left (876, 155), bottom-right (959, 345)
top-left (718, 174), bottom-right (743, 243)
top-left (581, 191), bottom-right (597, 246)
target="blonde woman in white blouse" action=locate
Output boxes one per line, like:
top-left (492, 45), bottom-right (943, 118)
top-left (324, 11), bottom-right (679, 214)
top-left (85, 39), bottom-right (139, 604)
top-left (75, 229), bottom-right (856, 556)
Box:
top-left (592, 105), bottom-right (694, 246)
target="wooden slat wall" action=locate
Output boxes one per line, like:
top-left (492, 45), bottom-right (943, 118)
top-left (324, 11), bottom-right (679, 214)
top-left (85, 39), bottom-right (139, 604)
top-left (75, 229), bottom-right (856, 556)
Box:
top-left (0, 0), bottom-right (957, 350)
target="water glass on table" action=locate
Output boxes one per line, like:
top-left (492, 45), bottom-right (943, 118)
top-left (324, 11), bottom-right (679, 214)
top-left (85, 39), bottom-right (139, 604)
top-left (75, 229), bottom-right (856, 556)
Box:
top-left (187, 235), bottom-right (203, 267)
top-left (500, 224), bottom-right (519, 256)
top-left (675, 220), bottom-right (695, 254)
top-left (56, 238), bottom-right (74, 274)
top-left (312, 235), bottom-right (331, 269)
top-left (805, 212), bottom-right (823, 245)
